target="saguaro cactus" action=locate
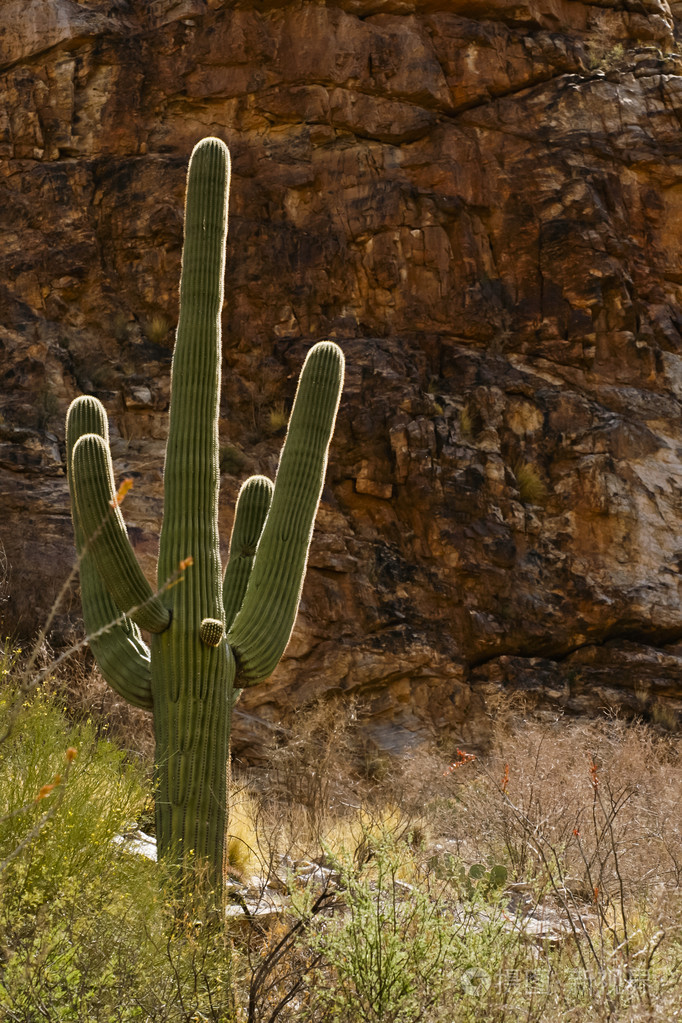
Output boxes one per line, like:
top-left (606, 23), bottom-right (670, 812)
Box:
top-left (65, 137), bottom-right (344, 892)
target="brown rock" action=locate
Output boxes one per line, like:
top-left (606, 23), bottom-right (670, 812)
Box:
top-left (3, 0), bottom-right (682, 758)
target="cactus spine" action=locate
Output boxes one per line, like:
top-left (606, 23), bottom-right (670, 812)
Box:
top-left (66, 138), bottom-right (344, 893)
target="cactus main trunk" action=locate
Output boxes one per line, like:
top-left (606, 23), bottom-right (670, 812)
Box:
top-left (152, 137), bottom-right (233, 873)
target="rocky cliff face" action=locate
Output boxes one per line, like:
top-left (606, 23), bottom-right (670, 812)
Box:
top-left (3, 0), bottom-right (682, 758)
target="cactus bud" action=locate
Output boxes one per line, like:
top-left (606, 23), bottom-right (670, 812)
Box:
top-left (200, 618), bottom-right (224, 647)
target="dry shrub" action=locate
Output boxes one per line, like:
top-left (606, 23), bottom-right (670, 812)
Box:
top-left (47, 648), bottom-right (155, 767)
top-left (250, 697), bottom-right (371, 857)
top-left (450, 714), bottom-right (682, 895)
top-left (223, 710), bottom-right (682, 1023)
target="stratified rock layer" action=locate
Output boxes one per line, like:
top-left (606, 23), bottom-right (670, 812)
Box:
top-left (3, 0), bottom-right (682, 755)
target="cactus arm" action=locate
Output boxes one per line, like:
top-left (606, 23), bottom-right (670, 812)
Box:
top-left (86, 602), bottom-right (153, 709)
top-left (227, 341), bottom-right (344, 684)
top-left (222, 475), bottom-right (273, 631)
top-left (71, 432), bottom-right (170, 634)
top-left (66, 396), bottom-right (153, 709)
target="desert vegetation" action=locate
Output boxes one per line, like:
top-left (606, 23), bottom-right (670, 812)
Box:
top-left (5, 125), bottom-right (681, 1020)
top-left (2, 641), bottom-right (682, 1022)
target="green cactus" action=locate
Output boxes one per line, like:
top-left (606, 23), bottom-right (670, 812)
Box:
top-left (65, 137), bottom-right (344, 895)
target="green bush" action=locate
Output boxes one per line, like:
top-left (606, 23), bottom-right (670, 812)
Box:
top-left (0, 688), bottom-right (145, 888)
top-left (301, 830), bottom-right (512, 1023)
top-left (0, 685), bottom-right (234, 1021)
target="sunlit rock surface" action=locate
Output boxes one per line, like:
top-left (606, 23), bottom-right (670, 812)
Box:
top-left (3, 0), bottom-right (682, 755)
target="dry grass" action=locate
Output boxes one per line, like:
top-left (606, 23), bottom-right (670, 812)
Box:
top-left (231, 700), bottom-right (682, 1023)
top-left (459, 406), bottom-right (473, 438)
top-left (227, 789), bottom-right (262, 878)
top-left (144, 313), bottom-right (171, 345)
top-left (48, 649), bottom-right (155, 767)
top-left (267, 400), bottom-right (289, 435)
top-left (247, 697), bottom-right (372, 856)
top-left (511, 458), bottom-right (547, 505)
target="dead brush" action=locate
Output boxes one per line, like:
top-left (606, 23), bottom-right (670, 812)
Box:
top-left (253, 697), bottom-right (370, 858)
top-left (441, 713), bottom-right (682, 1019)
top-left (48, 650), bottom-right (155, 767)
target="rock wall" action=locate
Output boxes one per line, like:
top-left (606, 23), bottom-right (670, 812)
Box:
top-left (3, 0), bottom-right (682, 756)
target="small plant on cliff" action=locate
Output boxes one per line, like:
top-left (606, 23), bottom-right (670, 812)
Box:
top-left (459, 406), bottom-right (473, 438)
top-left (511, 458), bottom-right (546, 505)
top-left (587, 40), bottom-right (626, 71)
top-left (64, 137), bottom-right (344, 902)
top-left (144, 312), bottom-right (171, 345)
top-left (267, 399), bottom-right (289, 435)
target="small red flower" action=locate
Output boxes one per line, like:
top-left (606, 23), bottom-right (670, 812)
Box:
top-left (443, 749), bottom-right (477, 775)
top-left (110, 477), bottom-right (133, 507)
top-left (589, 756), bottom-right (599, 791)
